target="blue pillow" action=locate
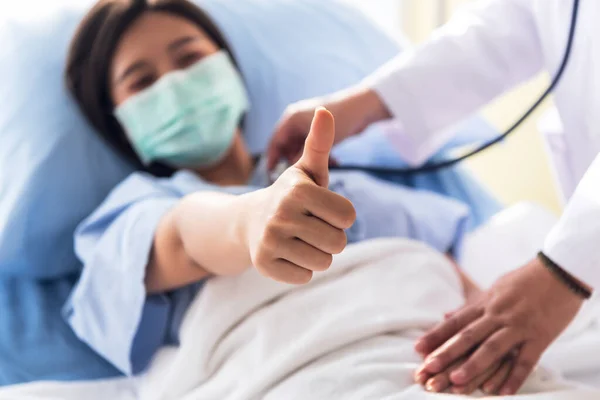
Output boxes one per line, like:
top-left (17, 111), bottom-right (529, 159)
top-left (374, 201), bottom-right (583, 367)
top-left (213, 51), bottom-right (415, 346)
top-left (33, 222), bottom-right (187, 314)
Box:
top-left (0, 0), bottom-right (419, 278)
top-left (0, 1), bottom-right (134, 278)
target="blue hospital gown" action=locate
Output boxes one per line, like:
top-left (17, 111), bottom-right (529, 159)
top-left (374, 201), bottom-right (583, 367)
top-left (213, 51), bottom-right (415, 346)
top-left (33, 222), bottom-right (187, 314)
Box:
top-left (64, 162), bottom-right (470, 377)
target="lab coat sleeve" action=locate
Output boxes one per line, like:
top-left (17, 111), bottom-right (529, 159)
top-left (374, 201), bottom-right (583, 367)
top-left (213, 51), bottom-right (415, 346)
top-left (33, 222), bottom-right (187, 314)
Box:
top-left (543, 154), bottom-right (600, 290)
top-left (62, 172), bottom-right (203, 376)
top-left (363, 0), bottom-right (543, 165)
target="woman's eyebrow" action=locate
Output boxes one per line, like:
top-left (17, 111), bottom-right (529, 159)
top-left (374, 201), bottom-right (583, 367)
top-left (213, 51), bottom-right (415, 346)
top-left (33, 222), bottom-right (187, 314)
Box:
top-left (168, 35), bottom-right (201, 52)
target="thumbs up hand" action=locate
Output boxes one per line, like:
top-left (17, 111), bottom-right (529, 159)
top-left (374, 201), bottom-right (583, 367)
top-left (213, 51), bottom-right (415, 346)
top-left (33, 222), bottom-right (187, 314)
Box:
top-left (244, 108), bottom-right (356, 284)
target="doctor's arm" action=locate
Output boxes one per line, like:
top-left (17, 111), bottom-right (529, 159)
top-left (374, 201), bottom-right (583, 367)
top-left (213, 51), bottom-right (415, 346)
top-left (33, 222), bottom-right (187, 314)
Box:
top-left (268, 0), bottom-right (543, 167)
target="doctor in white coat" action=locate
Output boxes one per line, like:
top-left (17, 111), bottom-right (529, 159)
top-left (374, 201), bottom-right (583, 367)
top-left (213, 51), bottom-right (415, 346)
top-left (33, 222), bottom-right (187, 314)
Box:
top-left (267, 0), bottom-right (598, 395)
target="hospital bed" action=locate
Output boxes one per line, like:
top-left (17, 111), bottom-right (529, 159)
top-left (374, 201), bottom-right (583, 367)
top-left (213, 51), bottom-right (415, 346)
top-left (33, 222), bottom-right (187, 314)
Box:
top-left (1, 202), bottom-right (598, 400)
top-left (2, 0), bottom-right (597, 396)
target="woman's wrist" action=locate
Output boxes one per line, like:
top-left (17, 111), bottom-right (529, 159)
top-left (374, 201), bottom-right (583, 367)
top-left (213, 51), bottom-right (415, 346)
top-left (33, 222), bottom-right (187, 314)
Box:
top-left (232, 191), bottom-right (260, 269)
top-left (174, 192), bottom-right (253, 276)
top-left (356, 87), bottom-right (392, 126)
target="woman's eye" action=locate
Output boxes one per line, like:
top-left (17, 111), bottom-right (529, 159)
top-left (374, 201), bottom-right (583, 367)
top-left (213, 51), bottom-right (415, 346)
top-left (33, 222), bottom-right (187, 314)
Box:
top-left (130, 76), bottom-right (155, 92)
top-left (178, 52), bottom-right (202, 68)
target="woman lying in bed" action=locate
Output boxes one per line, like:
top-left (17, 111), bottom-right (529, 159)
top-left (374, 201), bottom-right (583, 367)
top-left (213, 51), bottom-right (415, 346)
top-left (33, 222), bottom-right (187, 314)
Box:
top-left (63, 0), bottom-right (492, 393)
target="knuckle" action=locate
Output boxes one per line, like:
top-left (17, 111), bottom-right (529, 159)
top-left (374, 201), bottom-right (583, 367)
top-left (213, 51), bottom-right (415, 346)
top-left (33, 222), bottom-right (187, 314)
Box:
top-left (291, 269), bottom-right (313, 285)
top-left (483, 339), bottom-right (502, 355)
top-left (287, 180), bottom-right (311, 203)
top-left (340, 201), bottom-right (357, 229)
top-left (253, 243), bottom-right (275, 267)
top-left (446, 316), bottom-right (460, 333)
top-left (254, 257), bottom-right (273, 276)
top-left (313, 254), bottom-right (333, 272)
top-left (270, 207), bottom-right (292, 228)
top-left (487, 304), bottom-right (507, 320)
top-left (459, 329), bottom-right (476, 344)
top-left (331, 231), bottom-right (348, 254)
top-left (488, 316), bottom-right (504, 330)
top-left (322, 253), bottom-right (334, 270)
top-left (263, 219), bottom-right (283, 243)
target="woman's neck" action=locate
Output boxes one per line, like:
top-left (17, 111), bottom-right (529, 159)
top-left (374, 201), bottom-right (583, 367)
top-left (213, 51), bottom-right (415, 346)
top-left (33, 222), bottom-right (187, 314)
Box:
top-left (194, 134), bottom-right (254, 186)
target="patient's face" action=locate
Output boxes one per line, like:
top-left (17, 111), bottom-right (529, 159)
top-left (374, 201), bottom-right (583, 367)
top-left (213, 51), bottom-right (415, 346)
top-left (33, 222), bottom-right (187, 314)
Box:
top-left (110, 11), bottom-right (220, 106)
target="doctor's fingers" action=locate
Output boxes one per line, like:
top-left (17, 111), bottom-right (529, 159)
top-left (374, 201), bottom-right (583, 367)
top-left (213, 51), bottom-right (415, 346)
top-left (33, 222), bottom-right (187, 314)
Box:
top-left (482, 355), bottom-right (515, 395)
top-left (499, 342), bottom-right (544, 395)
top-left (423, 357), bottom-right (466, 393)
top-left (448, 328), bottom-right (521, 386)
top-left (422, 316), bottom-right (501, 375)
top-left (415, 305), bottom-right (482, 361)
top-left (449, 357), bottom-right (506, 395)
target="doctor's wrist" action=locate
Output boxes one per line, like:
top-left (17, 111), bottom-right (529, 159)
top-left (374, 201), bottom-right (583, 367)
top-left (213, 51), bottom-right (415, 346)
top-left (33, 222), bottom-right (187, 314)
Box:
top-left (343, 87), bottom-right (392, 135)
top-left (536, 252), bottom-right (593, 299)
top-left (358, 87), bottom-right (392, 125)
top-left (323, 87), bottom-right (392, 141)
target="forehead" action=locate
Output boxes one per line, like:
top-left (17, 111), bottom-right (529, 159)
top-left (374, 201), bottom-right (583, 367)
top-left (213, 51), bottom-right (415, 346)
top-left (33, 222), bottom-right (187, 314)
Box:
top-left (112, 11), bottom-right (207, 63)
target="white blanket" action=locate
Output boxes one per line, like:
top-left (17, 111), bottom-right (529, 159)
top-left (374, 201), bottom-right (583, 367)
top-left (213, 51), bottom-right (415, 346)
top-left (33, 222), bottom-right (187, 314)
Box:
top-left (134, 238), bottom-right (598, 400)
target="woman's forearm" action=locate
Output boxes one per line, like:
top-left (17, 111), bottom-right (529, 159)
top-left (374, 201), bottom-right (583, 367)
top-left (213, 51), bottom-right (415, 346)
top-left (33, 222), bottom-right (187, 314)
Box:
top-left (146, 191), bottom-right (255, 294)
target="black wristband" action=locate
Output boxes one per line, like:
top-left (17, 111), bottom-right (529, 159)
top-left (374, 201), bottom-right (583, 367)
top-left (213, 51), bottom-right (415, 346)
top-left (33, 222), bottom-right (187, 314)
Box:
top-left (537, 251), bottom-right (592, 300)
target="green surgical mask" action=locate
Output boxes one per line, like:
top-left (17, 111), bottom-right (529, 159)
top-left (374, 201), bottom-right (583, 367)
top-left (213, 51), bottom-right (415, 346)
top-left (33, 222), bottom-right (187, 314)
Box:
top-left (115, 50), bottom-right (249, 168)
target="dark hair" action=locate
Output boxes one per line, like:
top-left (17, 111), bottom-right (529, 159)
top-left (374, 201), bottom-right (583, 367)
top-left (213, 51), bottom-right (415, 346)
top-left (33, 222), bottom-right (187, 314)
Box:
top-left (66, 0), bottom-right (235, 177)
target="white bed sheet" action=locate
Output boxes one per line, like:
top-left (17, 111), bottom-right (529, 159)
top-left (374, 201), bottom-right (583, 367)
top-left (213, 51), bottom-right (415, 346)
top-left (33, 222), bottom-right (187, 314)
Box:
top-left (0, 202), bottom-right (598, 399)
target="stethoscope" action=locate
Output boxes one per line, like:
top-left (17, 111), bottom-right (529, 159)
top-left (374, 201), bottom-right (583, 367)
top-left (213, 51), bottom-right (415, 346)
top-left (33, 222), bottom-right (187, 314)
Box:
top-left (319, 0), bottom-right (580, 176)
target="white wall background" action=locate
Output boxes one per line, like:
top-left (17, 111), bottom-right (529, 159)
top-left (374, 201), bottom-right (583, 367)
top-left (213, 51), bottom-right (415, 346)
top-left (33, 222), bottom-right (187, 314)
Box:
top-left (340, 0), bottom-right (404, 36)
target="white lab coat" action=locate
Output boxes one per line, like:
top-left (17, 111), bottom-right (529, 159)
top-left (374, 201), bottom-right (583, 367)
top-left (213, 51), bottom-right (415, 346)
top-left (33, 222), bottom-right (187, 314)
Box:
top-left (365, 0), bottom-right (600, 289)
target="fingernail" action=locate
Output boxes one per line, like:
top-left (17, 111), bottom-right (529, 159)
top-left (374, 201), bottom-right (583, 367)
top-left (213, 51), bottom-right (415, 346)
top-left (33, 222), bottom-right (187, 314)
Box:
top-left (451, 386), bottom-right (466, 395)
top-left (413, 370), bottom-right (424, 382)
top-left (500, 387), bottom-right (514, 396)
top-left (414, 372), bottom-right (428, 385)
top-left (424, 357), bottom-right (441, 372)
top-left (425, 379), bottom-right (440, 392)
top-left (414, 340), bottom-right (426, 353)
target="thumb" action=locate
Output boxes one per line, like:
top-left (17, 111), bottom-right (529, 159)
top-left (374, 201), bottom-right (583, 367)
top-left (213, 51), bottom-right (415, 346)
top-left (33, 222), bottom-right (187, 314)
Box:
top-left (294, 107), bottom-right (335, 187)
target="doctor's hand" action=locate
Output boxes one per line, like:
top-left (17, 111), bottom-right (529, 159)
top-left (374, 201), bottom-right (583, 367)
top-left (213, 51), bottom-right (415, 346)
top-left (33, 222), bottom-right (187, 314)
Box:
top-left (267, 87), bottom-right (391, 170)
top-left (245, 107), bottom-right (356, 285)
top-left (414, 257), bottom-right (587, 395)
